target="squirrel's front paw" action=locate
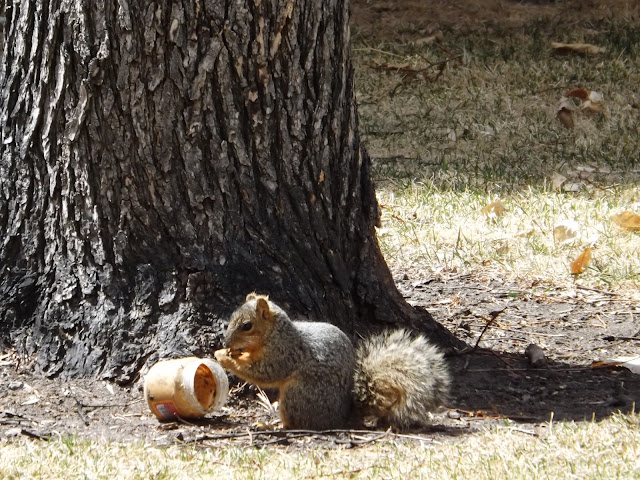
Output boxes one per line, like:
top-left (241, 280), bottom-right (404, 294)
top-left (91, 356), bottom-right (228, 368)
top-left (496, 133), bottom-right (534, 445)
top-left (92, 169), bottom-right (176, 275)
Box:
top-left (214, 348), bottom-right (233, 367)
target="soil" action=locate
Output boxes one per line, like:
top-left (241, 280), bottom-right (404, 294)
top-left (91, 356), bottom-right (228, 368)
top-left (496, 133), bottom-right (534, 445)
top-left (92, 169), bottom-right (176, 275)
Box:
top-left (1, 271), bottom-right (638, 448)
top-left (1, 0), bottom-right (639, 449)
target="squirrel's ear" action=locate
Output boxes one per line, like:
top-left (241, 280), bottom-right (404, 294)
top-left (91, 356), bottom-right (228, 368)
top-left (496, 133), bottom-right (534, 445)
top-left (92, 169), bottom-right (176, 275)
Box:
top-left (245, 292), bottom-right (257, 302)
top-left (255, 297), bottom-right (274, 323)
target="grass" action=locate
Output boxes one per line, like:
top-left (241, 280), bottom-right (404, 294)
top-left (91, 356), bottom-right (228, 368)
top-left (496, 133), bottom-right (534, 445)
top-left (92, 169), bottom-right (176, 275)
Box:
top-left (375, 181), bottom-right (640, 289)
top-left (354, 15), bottom-right (640, 291)
top-left (1, 412), bottom-right (639, 479)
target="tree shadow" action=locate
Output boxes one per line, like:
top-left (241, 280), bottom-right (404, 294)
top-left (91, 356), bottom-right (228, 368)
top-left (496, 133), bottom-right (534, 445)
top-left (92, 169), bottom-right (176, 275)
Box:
top-left (450, 350), bottom-right (639, 423)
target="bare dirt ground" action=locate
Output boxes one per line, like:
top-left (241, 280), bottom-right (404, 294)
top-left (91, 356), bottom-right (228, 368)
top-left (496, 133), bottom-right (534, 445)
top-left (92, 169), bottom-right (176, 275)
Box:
top-left (1, 270), bottom-right (638, 447)
top-left (1, 0), bottom-right (639, 448)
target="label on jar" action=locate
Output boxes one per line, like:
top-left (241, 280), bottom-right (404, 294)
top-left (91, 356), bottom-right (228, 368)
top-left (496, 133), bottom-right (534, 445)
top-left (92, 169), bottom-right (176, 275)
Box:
top-left (151, 401), bottom-right (181, 420)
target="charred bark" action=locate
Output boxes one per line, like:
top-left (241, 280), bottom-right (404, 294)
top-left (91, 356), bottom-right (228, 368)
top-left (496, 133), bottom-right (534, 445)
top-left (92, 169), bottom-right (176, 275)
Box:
top-left (0, 0), bottom-right (458, 382)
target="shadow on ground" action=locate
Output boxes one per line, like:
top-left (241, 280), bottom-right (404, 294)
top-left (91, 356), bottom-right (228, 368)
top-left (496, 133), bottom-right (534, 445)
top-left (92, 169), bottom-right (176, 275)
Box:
top-left (1, 272), bottom-right (637, 447)
top-left (451, 351), bottom-right (638, 423)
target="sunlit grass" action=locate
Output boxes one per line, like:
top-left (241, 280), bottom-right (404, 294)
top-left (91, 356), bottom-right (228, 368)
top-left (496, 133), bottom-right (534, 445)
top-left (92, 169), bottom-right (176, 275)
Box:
top-left (1, 412), bottom-right (638, 479)
top-left (356, 18), bottom-right (640, 291)
top-left (376, 181), bottom-right (640, 291)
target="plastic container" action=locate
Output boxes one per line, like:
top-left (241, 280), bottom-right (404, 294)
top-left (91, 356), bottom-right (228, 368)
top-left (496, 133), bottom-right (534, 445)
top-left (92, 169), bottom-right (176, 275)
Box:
top-left (144, 357), bottom-right (229, 420)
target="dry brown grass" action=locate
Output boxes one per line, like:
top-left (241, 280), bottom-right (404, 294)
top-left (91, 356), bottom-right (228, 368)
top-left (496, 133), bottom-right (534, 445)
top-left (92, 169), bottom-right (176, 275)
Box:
top-left (354, 1), bottom-right (640, 292)
top-left (1, 412), bottom-right (638, 479)
top-left (352, 0), bottom-right (640, 44)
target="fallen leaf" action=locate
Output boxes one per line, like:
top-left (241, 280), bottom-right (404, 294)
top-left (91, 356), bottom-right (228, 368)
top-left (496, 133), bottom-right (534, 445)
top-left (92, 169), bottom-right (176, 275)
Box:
top-left (593, 356), bottom-right (640, 375)
top-left (557, 90), bottom-right (604, 126)
top-left (551, 42), bottom-right (605, 55)
top-left (413, 31), bottom-right (444, 46)
top-left (557, 107), bottom-right (574, 128)
top-left (553, 220), bottom-right (580, 244)
top-left (570, 247), bottom-right (592, 275)
top-left (516, 229), bottom-right (535, 238)
top-left (104, 382), bottom-right (115, 395)
top-left (575, 164), bottom-right (596, 174)
top-left (588, 90), bottom-right (604, 103)
top-left (562, 182), bottom-right (582, 192)
top-left (582, 90), bottom-right (605, 113)
top-left (482, 200), bottom-right (505, 217)
top-left (556, 97), bottom-right (577, 128)
top-left (612, 211), bottom-right (640, 231)
top-left (550, 171), bottom-right (567, 190)
top-left (21, 395), bottom-right (40, 406)
top-left (566, 88), bottom-right (590, 100)
top-left (496, 242), bottom-right (509, 255)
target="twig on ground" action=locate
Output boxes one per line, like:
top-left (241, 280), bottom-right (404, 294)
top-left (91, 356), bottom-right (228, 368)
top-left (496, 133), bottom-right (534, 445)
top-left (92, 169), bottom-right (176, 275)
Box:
top-left (0, 409), bottom-right (36, 422)
top-left (471, 307), bottom-right (508, 351)
top-left (335, 430), bottom-right (391, 447)
top-left (19, 429), bottom-right (50, 440)
top-left (576, 285), bottom-right (620, 296)
top-left (504, 426), bottom-right (539, 436)
top-left (368, 55), bottom-right (461, 75)
top-left (604, 335), bottom-right (640, 342)
top-left (74, 402), bottom-right (135, 408)
top-left (73, 398), bottom-right (90, 426)
top-left (185, 428), bottom-right (442, 448)
top-left (0, 419), bottom-right (22, 426)
top-left (454, 306), bottom-right (508, 355)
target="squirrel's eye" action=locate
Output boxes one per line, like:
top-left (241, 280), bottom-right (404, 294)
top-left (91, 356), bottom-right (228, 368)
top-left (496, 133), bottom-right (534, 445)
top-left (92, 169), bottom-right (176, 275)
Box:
top-left (241, 321), bottom-right (253, 331)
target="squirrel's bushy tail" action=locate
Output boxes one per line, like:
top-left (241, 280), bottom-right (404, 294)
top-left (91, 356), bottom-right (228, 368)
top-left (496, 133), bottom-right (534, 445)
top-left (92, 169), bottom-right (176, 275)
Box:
top-left (353, 329), bottom-right (450, 429)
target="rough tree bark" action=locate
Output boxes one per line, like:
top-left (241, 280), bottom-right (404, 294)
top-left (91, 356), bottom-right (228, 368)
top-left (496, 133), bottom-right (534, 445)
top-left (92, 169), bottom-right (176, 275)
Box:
top-left (0, 0), bottom-right (459, 382)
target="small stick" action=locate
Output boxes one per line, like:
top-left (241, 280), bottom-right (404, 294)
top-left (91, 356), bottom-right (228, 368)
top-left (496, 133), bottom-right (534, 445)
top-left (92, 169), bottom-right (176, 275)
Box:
top-left (604, 335), bottom-right (640, 342)
top-left (0, 409), bottom-right (37, 422)
top-left (576, 285), bottom-right (620, 296)
top-left (472, 307), bottom-right (508, 350)
top-left (74, 398), bottom-right (90, 426)
top-left (336, 431), bottom-right (391, 447)
top-left (20, 429), bottom-right (49, 440)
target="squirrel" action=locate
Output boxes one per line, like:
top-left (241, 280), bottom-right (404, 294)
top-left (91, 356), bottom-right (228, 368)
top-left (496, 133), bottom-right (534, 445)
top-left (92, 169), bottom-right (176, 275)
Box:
top-left (214, 293), bottom-right (450, 430)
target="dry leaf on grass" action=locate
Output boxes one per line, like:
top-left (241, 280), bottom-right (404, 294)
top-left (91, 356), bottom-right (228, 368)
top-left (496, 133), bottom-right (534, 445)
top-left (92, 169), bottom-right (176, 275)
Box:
top-left (566, 88), bottom-right (605, 112)
top-left (570, 247), bottom-right (592, 275)
top-left (557, 106), bottom-right (575, 128)
top-left (482, 200), bottom-right (505, 217)
top-left (413, 31), bottom-right (444, 46)
top-left (582, 91), bottom-right (604, 113)
top-left (566, 88), bottom-right (590, 100)
top-left (612, 211), bottom-right (640, 231)
top-left (562, 182), bottom-right (582, 192)
top-left (495, 242), bottom-right (509, 255)
top-left (592, 356), bottom-right (640, 374)
top-left (556, 97), bottom-right (577, 128)
top-left (553, 220), bottom-right (580, 244)
top-left (550, 171), bottom-right (567, 190)
top-left (557, 90), bottom-right (604, 127)
top-left (551, 42), bottom-right (605, 55)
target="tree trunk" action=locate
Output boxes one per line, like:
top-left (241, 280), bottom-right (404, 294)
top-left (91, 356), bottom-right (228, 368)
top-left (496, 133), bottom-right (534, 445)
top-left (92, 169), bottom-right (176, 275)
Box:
top-left (0, 0), bottom-right (458, 383)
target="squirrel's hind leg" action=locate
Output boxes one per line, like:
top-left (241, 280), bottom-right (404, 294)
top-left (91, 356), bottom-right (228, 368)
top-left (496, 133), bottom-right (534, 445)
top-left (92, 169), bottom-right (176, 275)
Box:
top-left (278, 381), bottom-right (351, 430)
